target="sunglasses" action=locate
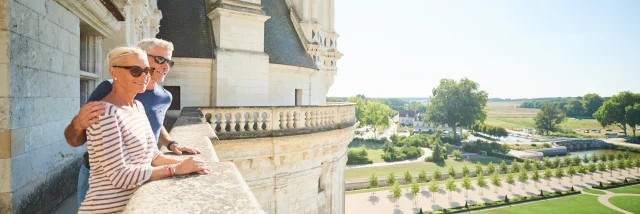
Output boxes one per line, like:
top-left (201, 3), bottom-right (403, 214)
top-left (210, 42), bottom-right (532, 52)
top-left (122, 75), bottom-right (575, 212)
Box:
top-left (148, 55), bottom-right (174, 67)
top-left (113, 66), bottom-right (155, 77)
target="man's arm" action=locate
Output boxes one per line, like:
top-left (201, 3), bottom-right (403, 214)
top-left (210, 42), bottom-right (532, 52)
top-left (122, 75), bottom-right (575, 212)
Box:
top-left (64, 102), bottom-right (106, 147)
top-left (158, 126), bottom-right (202, 155)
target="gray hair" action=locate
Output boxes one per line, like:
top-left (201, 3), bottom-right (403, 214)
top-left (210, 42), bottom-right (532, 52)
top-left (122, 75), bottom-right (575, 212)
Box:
top-left (137, 38), bottom-right (174, 53)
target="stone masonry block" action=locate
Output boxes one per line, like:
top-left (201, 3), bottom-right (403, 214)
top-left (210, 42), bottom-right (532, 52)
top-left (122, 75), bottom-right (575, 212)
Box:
top-left (56, 27), bottom-right (69, 53)
top-left (0, 98), bottom-right (8, 130)
top-left (15, 0), bottom-right (47, 16)
top-left (9, 98), bottom-right (35, 129)
top-left (9, 33), bottom-right (29, 68)
top-left (0, 158), bottom-right (10, 193)
top-left (45, 0), bottom-right (64, 27)
top-left (38, 16), bottom-right (55, 48)
top-left (0, 63), bottom-right (7, 98)
top-left (42, 120), bottom-right (65, 144)
top-left (69, 34), bottom-right (79, 57)
top-left (0, 131), bottom-right (8, 159)
top-left (0, 0), bottom-right (8, 31)
top-left (10, 2), bottom-right (39, 40)
top-left (49, 48), bottom-right (63, 74)
top-left (0, 31), bottom-right (7, 64)
top-left (29, 144), bottom-right (53, 180)
top-left (61, 53), bottom-right (78, 77)
top-left (9, 128), bottom-right (24, 158)
top-left (10, 153), bottom-right (31, 191)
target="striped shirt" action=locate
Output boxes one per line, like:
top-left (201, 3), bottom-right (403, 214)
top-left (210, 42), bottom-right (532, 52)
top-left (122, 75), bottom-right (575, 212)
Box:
top-left (79, 101), bottom-right (161, 214)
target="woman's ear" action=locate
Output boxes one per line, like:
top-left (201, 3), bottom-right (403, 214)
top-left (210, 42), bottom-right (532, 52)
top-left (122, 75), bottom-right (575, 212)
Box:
top-left (109, 67), bottom-right (118, 81)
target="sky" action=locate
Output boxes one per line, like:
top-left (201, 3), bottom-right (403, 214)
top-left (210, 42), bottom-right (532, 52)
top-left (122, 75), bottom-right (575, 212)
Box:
top-left (327, 0), bottom-right (640, 99)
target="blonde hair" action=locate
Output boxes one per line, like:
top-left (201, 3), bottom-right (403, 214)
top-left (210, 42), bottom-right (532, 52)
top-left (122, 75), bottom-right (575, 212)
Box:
top-left (107, 47), bottom-right (148, 67)
top-left (137, 38), bottom-right (174, 53)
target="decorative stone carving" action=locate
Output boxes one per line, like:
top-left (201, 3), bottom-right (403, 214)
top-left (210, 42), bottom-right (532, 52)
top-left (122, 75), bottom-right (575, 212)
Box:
top-left (56, 0), bottom-right (122, 37)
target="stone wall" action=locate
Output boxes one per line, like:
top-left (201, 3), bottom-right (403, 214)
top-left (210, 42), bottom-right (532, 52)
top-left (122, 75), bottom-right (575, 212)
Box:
top-left (160, 57), bottom-right (214, 107)
top-left (0, 0), bottom-right (85, 213)
top-left (212, 121), bottom-right (356, 214)
top-left (268, 64), bottom-right (314, 106)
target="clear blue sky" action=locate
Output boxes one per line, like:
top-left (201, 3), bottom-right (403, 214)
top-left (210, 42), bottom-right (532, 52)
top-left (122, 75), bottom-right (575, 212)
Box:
top-left (327, 0), bottom-right (640, 99)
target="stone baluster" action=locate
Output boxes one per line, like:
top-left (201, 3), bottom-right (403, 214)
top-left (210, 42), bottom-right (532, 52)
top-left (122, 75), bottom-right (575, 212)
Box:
top-left (219, 112), bottom-right (228, 133)
top-left (246, 112), bottom-right (254, 131)
top-left (266, 111), bottom-right (274, 130)
top-left (313, 109), bottom-right (320, 127)
top-left (239, 111), bottom-right (246, 132)
top-left (304, 110), bottom-right (311, 128)
top-left (279, 111), bottom-right (286, 130)
top-left (286, 111), bottom-right (294, 129)
top-left (294, 111), bottom-right (302, 128)
top-left (229, 111), bottom-right (237, 132)
top-left (319, 110), bottom-right (324, 126)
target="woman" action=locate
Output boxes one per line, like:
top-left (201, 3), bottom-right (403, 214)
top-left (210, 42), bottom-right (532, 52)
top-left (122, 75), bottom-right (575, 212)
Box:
top-left (78, 47), bottom-right (209, 214)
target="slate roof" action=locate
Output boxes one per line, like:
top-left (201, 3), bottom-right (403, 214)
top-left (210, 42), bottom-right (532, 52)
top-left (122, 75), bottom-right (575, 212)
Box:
top-left (398, 110), bottom-right (417, 118)
top-left (263, 0), bottom-right (318, 69)
top-left (156, 0), bottom-right (215, 58)
top-left (156, 0), bottom-right (317, 70)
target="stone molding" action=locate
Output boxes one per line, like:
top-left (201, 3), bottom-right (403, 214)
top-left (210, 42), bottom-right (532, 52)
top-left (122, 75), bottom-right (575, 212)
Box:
top-left (55, 0), bottom-right (122, 37)
top-left (269, 63), bottom-right (316, 75)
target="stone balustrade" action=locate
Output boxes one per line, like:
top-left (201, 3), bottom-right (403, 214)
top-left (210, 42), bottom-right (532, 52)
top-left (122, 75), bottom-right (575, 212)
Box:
top-left (201, 103), bottom-right (356, 140)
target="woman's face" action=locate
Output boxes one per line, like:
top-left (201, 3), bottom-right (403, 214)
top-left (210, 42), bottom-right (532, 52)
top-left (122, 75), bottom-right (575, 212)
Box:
top-left (110, 54), bottom-right (151, 93)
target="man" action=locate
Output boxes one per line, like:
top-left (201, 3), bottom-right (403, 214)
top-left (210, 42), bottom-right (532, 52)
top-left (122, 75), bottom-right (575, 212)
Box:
top-left (64, 38), bottom-right (201, 207)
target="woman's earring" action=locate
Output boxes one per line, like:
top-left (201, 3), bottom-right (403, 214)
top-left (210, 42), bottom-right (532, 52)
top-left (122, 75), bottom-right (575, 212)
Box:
top-left (114, 78), bottom-right (118, 81)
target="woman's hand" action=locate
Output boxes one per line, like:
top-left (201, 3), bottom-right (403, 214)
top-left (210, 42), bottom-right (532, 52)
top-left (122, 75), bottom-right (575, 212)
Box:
top-left (175, 157), bottom-right (210, 175)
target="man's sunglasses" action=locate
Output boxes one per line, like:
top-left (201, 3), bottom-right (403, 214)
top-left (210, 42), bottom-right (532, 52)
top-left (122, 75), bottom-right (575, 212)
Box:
top-left (113, 66), bottom-right (155, 77)
top-left (148, 55), bottom-right (174, 67)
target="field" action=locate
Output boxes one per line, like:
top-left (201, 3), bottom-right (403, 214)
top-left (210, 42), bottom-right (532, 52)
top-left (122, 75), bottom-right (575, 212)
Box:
top-left (474, 195), bottom-right (618, 214)
top-left (485, 101), bottom-right (631, 138)
top-left (608, 196), bottom-right (640, 213)
top-left (608, 184), bottom-right (640, 194)
top-left (345, 155), bottom-right (511, 180)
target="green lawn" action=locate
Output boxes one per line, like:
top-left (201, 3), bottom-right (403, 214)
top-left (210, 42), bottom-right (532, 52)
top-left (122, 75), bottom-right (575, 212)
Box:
top-left (345, 155), bottom-right (511, 180)
top-left (608, 184), bottom-right (640, 194)
top-left (582, 188), bottom-right (606, 195)
top-left (474, 195), bottom-right (619, 214)
top-left (348, 141), bottom-right (385, 163)
top-left (609, 196), bottom-right (640, 213)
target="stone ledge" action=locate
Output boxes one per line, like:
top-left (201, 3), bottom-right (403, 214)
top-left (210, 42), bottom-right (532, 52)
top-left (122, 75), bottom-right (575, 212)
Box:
top-left (123, 108), bottom-right (263, 213)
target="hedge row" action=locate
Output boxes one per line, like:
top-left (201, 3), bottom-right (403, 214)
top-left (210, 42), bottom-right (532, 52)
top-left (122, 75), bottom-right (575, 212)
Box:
top-left (592, 178), bottom-right (640, 190)
top-left (417, 190), bottom-right (581, 214)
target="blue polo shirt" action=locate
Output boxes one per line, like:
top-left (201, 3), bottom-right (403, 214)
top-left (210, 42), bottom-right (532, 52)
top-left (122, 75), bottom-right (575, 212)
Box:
top-left (83, 79), bottom-right (172, 168)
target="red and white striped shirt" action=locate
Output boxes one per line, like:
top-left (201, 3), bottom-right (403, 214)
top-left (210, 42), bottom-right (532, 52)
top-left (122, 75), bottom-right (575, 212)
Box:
top-left (79, 101), bottom-right (161, 214)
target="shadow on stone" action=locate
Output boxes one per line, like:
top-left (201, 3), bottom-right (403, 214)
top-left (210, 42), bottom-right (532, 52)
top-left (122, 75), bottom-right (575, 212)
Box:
top-left (449, 201), bottom-right (461, 207)
top-left (393, 209), bottom-right (404, 214)
top-left (421, 190), bottom-right (430, 198)
top-left (368, 195), bottom-right (379, 205)
top-left (405, 193), bottom-right (415, 200)
top-left (431, 204), bottom-right (442, 211)
top-left (481, 198), bottom-right (492, 203)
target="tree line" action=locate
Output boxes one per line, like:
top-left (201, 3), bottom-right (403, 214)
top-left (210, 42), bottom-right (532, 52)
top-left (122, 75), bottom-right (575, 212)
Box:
top-left (330, 95), bottom-right (428, 113)
top-left (521, 94), bottom-right (605, 118)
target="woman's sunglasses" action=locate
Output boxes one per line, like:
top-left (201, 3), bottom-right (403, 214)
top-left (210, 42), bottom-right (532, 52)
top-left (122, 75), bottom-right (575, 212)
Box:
top-left (113, 66), bottom-right (155, 77)
top-left (148, 54), bottom-right (175, 67)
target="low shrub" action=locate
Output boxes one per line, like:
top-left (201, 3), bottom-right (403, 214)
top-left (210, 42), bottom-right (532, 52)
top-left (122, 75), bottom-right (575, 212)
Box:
top-left (346, 148), bottom-right (372, 165)
top-left (531, 143), bottom-right (537, 147)
top-left (592, 178), bottom-right (640, 189)
top-left (431, 189), bottom-right (580, 213)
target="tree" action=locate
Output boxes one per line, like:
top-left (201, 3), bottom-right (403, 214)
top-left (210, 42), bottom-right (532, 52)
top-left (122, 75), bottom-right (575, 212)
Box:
top-left (404, 170), bottom-right (413, 184)
top-left (583, 93), bottom-right (604, 118)
top-left (487, 162), bottom-right (496, 174)
top-left (369, 173), bottom-right (379, 193)
top-left (554, 167), bottom-right (565, 184)
top-left (594, 91), bottom-right (640, 136)
top-left (362, 101), bottom-right (393, 138)
top-left (418, 169), bottom-right (428, 183)
top-left (608, 161), bottom-right (617, 176)
top-left (553, 156), bottom-right (561, 168)
top-left (588, 163), bottom-right (597, 179)
top-left (445, 177), bottom-right (456, 199)
top-left (627, 104), bottom-right (640, 136)
top-left (506, 173), bottom-right (515, 191)
top-left (462, 165), bottom-right (470, 177)
top-left (625, 159), bottom-right (633, 174)
top-left (431, 140), bottom-right (445, 162)
top-left (392, 181), bottom-right (402, 208)
top-left (426, 78), bottom-right (489, 140)
top-left (534, 102), bottom-right (566, 135)
top-left (410, 180), bottom-right (420, 204)
top-left (563, 156), bottom-right (572, 168)
top-left (634, 158), bottom-right (640, 173)
top-left (544, 168), bottom-right (553, 186)
top-left (599, 153), bottom-right (608, 163)
top-left (583, 154), bottom-right (590, 164)
top-left (617, 159), bottom-right (626, 175)
top-left (544, 157), bottom-right (552, 169)
top-left (428, 180), bottom-right (439, 202)
top-left (518, 169), bottom-right (528, 189)
top-left (573, 156), bottom-right (582, 166)
top-left (434, 168), bottom-right (443, 181)
top-left (578, 165), bottom-right (587, 181)
top-left (462, 176), bottom-right (472, 197)
top-left (452, 149), bottom-right (463, 160)
top-left (511, 160), bottom-right (521, 173)
top-left (499, 160), bottom-right (508, 174)
top-left (532, 168), bottom-right (541, 187)
top-left (598, 162), bottom-right (607, 178)
top-left (590, 153), bottom-right (598, 163)
top-left (565, 98), bottom-right (586, 118)
top-left (475, 162), bottom-right (483, 175)
top-left (348, 96), bottom-right (366, 127)
top-left (387, 172), bottom-right (396, 185)
top-left (567, 164), bottom-right (576, 183)
top-left (490, 172), bottom-right (502, 193)
top-left (523, 159), bottom-right (532, 171)
top-left (476, 172), bottom-right (487, 195)
top-left (449, 167), bottom-right (456, 179)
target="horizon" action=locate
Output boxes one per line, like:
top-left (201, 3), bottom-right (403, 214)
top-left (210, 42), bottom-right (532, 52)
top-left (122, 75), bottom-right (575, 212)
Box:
top-left (327, 0), bottom-right (640, 99)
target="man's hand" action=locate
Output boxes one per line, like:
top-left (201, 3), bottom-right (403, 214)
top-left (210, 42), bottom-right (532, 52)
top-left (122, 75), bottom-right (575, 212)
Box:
top-left (72, 101), bottom-right (107, 131)
top-left (170, 144), bottom-right (202, 155)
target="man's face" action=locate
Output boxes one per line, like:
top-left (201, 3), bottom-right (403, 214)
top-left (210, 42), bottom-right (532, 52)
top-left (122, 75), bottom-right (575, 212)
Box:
top-left (147, 46), bottom-right (173, 83)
